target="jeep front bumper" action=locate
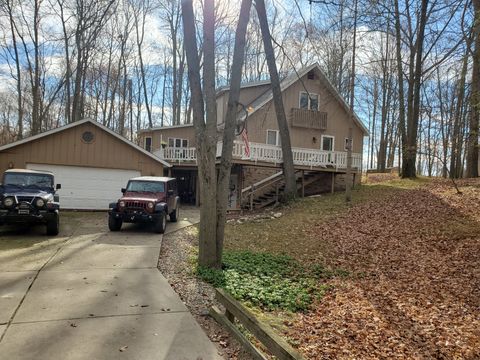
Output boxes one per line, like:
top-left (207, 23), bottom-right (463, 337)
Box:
top-left (0, 209), bottom-right (58, 224)
top-left (109, 209), bottom-right (161, 223)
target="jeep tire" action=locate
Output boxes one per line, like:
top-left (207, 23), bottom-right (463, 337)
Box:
top-left (154, 211), bottom-right (166, 234)
top-left (169, 206), bottom-right (179, 222)
top-left (46, 213), bottom-right (59, 236)
top-left (108, 215), bottom-right (122, 231)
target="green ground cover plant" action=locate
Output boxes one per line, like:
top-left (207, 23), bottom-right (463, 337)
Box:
top-left (197, 250), bottom-right (344, 312)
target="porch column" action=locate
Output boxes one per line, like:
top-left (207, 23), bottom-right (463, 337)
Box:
top-left (301, 170), bottom-right (305, 197)
top-left (238, 165), bottom-right (243, 210)
top-left (331, 172), bottom-right (335, 194)
top-left (195, 172), bottom-right (200, 206)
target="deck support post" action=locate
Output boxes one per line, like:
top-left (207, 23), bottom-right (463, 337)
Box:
top-left (195, 173), bottom-right (200, 206)
top-left (301, 170), bottom-right (305, 197)
top-left (238, 166), bottom-right (243, 210)
top-left (250, 184), bottom-right (254, 211)
top-left (331, 172), bottom-right (335, 194)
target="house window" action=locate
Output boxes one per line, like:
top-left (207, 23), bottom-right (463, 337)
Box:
top-left (299, 92), bottom-right (319, 111)
top-left (344, 138), bottom-right (352, 151)
top-left (266, 130), bottom-right (281, 146)
top-left (144, 137), bottom-right (152, 152)
top-left (321, 135), bottom-right (334, 151)
top-left (168, 137), bottom-right (188, 148)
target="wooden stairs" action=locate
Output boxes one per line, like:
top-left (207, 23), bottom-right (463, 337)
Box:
top-left (241, 170), bottom-right (326, 210)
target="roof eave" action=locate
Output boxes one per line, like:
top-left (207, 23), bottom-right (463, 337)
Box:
top-left (0, 119), bottom-right (172, 168)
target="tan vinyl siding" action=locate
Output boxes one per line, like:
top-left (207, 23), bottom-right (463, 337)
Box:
top-left (139, 126), bottom-right (196, 152)
top-left (0, 122), bottom-right (164, 176)
top-left (241, 73), bottom-right (364, 153)
top-left (240, 84), bottom-right (271, 107)
top-left (217, 84), bottom-right (271, 124)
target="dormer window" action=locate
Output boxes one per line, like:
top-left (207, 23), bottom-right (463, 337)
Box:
top-left (299, 92), bottom-right (319, 111)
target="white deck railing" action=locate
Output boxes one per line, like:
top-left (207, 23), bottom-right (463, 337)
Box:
top-left (154, 140), bottom-right (362, 170)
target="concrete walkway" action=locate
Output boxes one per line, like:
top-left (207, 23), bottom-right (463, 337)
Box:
top-left (0, 208), bottom-right (221, 360)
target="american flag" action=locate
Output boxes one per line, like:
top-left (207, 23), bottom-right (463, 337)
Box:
top-left (241, 128), bottom-right (250, 158)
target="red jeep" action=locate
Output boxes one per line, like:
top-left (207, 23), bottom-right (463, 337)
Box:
top-left (108, 176), bottom-right (180, 233)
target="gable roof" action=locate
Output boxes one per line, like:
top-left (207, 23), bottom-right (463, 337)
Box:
top-left (240, 63), bottom-right (369, 135)
top-left (0, 118), bottom-right (171, 168)
top-left (138, 63), bottom-right (369, 136)
top-left (216, 79), bottom-right (271, 97)
top-left (138, 123), bottom-right (194, 133)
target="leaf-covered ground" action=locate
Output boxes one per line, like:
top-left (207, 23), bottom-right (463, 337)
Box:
top-left (225, 177), bottom-right (480, 359)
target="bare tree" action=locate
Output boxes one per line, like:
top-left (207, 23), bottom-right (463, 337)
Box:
top-left (255, 0), bottom-right (297, 201)
top-left (132, 0), bottom-right (154, 128)
top-left (467, 0), bottom-right (480, 177)
top-left (182, 0), bottom-right (218, 267)
top-left (1, 0), bottom-right (24, 138)
top-left (345, 0), bottom-right (358, 203)
top-left (71, 0), bottom-right (116, 122)
top-left (216, 0), bottom-right (252, 268)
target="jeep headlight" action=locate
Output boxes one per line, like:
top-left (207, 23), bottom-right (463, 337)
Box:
top-left (3, 197), bottom-right (14, 207)
top-left (119, 201), bottom-right (125, 208)
top-left (35, 198), bottom-right (45, 208)
top-left (147, 202), bottom-right (154, 209)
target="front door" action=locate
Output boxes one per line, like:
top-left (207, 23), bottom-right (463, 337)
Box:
top-left (321, 136), bottom-right (334, 163)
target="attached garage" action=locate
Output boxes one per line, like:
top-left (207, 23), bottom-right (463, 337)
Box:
top-left (0, 119), bottom-right (170, 209)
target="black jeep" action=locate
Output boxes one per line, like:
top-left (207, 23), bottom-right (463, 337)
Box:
top-left (0, 169), bottom-right (61, 235)
top-left (108, 176), bottom-right (180, 234)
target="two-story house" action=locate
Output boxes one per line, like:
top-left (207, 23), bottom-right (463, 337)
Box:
top-left (138, 63), bottom-right (369, 209)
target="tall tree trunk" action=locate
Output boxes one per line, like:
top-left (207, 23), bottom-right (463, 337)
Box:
top-left (451, 42), bottom-right (470, 178)
top-left (182, 0), bottom-right (218, 268)
top-left (72, 42), bottom-right (83, 122)
top-left (175, 48), bottom-right (186, 125)
top-left (135, 8), bottom-right (153, 128)
top-left (345, 0), bottom-right (358, 203)
top-left (6, 0), bottom-right (23, 138)
top-left (161, 52), bottom-right (168, 127)
top-left (467, 0), bottom-right (480, 177)
top-left (31, 0), bottom-right (42, 135)
top-left (370, 79), bottom-right (378, 169)
top-left (58, 0), bottom-right (71, 124)
top-left (171, 14), bottom-right (179, 126)
top-left (216, 0), bottom-right (252, 271)
top-left (402, 0), bottom-right (429, 178)
top-left (256, 0), bottom-right (296, 201)
top-left (378, 25), bottom-right (391, 172)
top-left (394, 0), bottom-right (407, 175)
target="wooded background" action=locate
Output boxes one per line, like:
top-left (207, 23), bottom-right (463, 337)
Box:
top-left (0, 0), bottom-right (477, 177)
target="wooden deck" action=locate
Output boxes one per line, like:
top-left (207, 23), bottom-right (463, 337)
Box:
top-left (154, 141), bottom-right (362, 171)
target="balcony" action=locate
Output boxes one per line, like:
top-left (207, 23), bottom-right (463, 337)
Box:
top-left (154, 141), bottom-right (362, 170)
top-left (291, 108), bottom-right (327, 130)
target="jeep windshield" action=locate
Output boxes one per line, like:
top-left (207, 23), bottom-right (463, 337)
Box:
top-left (126, 181), bottom-right (165, 193)
top-left (3, 173), bottom-right (54, 189)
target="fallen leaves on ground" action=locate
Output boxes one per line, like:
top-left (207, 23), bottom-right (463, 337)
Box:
top-left (286, 178), bottom-right (480, 359)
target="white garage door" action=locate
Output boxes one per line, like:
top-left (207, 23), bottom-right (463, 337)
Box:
top-left (26, 164), bottom-right (140, 210)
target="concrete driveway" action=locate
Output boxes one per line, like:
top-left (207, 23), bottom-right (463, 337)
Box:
top-left (0, 207), bottom-right (221, 360)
